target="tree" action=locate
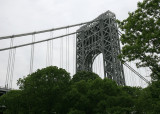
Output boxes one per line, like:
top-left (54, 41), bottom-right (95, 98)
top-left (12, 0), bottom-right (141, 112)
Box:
top-left (118, 0), bottom-right (160, 80)
top-left (0, 90), bottom-right (25, 114)
top-left (65, 77), bottom-right (136, 114)
top-left (1, 66), bottom-right (71, 113)
top-left (3, 68), bottom-right (160, 113)
top-left (72, 71), bottom-right (100, 82)
top-left (136, 80), bottom-right (160, 113)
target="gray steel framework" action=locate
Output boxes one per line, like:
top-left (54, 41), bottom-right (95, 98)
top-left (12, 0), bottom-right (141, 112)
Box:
top-left (76, 10), bottom-right (125, 85)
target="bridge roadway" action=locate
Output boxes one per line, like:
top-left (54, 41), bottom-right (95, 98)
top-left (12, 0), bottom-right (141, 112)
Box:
top-left (0, 87), bottom-right (10, 96)
top-left (0, 87), bottom-right (10, 113)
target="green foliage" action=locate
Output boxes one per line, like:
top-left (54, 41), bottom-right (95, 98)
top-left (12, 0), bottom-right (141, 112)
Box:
top-left (65, 78), bottom-right (136, 114)
top-left (72, 71), bottom-right (100, 82)
top-left (139, 81), bottom-right (160, 113)
top-left (118, 0), bottom-right (160, 80)
top-left (0, 66), bottom-right (160, 113)
top-left (0, 90), bottom-right (25, 114)
top-left (1, 66), bottom-right (71, 114)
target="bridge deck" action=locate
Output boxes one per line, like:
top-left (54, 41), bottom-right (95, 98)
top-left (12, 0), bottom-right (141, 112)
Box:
top-left (0, 87), bottom-right (10, 96)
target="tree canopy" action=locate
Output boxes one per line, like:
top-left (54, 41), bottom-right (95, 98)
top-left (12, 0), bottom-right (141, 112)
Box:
top-left (118, 0), bottom-right (160, 80)
top-left (0, 66), bottom-right (71, 113)
top-left (72, 71), bottom-right (100, 82)
top-left (1, 66), bottom-right (160, 113)
top-left (0, 66), bottom-right (138, 113)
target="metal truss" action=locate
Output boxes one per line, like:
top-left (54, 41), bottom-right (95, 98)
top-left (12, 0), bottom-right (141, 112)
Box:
top-left (76, 10), bottom-right (125, 85)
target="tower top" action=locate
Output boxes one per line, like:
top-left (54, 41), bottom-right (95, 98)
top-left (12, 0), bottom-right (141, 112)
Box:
top-left (95, 10), bottom-right (116, 20)
top-left (78, 10), bottom-right (116, 32)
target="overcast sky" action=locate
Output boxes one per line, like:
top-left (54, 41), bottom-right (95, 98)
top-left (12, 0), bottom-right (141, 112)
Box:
top-left (0, 0), bottom-right (145, 89)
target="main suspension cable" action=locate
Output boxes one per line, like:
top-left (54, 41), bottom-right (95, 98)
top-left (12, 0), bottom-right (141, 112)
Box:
top-left (0, 20), bottom-right (99, 40)
top-left (0, 32), bottom-right (77, 52)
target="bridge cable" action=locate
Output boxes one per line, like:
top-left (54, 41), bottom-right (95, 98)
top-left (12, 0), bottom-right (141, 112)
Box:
top-left (135, 60), bottom-right (140, 86)
top-left (94, 56), bottom-right (97, 74)
top-left (59, 37), bottom-right (61, 67)
top-left (60, 38), bottom-right (61, 67)
top-left (48, 40), bottom-right (51, 66)
top-left (98, 55), bottom-right (101, 77)
top-left (118, 30), bottom-right (150, 85)
top-left (124, 63), bottom-right (150, 84)
top-left (9, 48), bottom-right (16, 88)
top-left (128, 62), bottom-right (133, 86)
top-left (73, 34), bottom-right (76, 75)
top-left (0, 20), bottom-right (100, 40)
top-left (5, 37), bottom-right (14, 88)
top-left (0, 31), bottom-right (80, 52)
top-left (61, 33), bottom-right (63, 68)
top-left (51, 31), bottom-right (54, 65)
top-left (46, 41), bottom-right (49, 67)
top-left (51, 32), bottom-right (54, 66)
top-left (5, 38), bottom-right (12, 88)
top-left (66, 28), bottom-right (68, 71)
top-left (29, 34), bottom-right (35, 74)
top-left (48, 40), bottom-right (52, 66)
top-left (68, 27), bottom-right (70, 72)
top-left (46, 32), bottom-right (54, 67)
top-left (60, 35), bottom-right (63, 68)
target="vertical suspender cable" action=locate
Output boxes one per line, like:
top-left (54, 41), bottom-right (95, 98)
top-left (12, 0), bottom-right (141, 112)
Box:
top-left (32, 35), bottom-right (35, 72)
top-left (144, 67), bottom-right (148, 87)
top-left (9, 48), bottom-right (16, 88)
top-left (135, 60), bottom-right (139, 86)
top-left (29, 34), bottom-right (35, 74)
top-left (66, 28), bottom-right (68, 71)
top-left (46, 41), bottom-right (49, 67)
top-left (128, 62), bottom-right (132, 86)
top-left (73, 34), bottom-right (75, 75)
top-left (61, 35), bottom-right (63, 68)
top-left (60, 36), bottom-right (62, 68)
top-left (94, 57), bottom-right (97, 74)
top-left (46, 39), bottom-right (52, 67)
top-left (48, 41), bottom-right (51, 66)
top-left (97, 57), bottom-right (98, 75)
top-left (59, 38), bottom-right (61, 67)
top-left (129, 62), bottom-right (132, 86)
top-left (126, 65), bottom-right (129, 86)
top-left (98, 55), bottom-right (100, 76)
top-left (52, 31), bottom-right (54, 66)
top-left (51, 39), bottom-right (53, 66)
top-left (48, 40), bottom-right (52, 66)
top-left (62, 37), bottom-right (63, 68)
top-left (5, 37), bottom-right (14, 88)
top-left (124, 64), bottom-right (128, 86)
top-left (68, 28), bottom-right (70, 72)
top-left (51, 32), bottom-right (54, 66)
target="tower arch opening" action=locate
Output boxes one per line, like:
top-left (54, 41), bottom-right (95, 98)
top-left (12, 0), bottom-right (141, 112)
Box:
top-left (92, 53), bottom-right (104, 79)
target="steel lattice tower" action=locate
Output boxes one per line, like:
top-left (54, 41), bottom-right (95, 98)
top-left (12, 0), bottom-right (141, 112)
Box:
top-left (76, 11), bottom-right (125, 85)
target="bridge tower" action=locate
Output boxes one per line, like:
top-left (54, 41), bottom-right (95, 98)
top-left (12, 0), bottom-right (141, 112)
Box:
top-left (76, 11), bottom-right (125, 85)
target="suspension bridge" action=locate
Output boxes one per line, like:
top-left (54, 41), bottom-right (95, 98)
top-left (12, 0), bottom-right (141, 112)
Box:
top-left (0, 11), bottom-right (151, 94)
